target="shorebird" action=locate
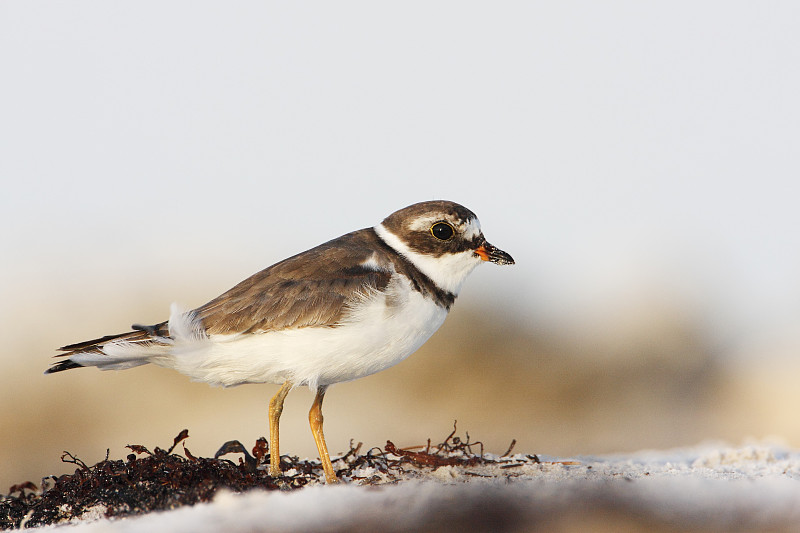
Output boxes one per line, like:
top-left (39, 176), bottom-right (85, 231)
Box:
top-left (47, 200), bottom-right (514, 483)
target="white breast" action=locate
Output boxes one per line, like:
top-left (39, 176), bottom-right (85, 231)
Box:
top-left (154, 275), bottom-right (448, 390)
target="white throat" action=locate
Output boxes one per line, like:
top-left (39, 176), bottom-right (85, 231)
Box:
top-left (374, 223), bottom-right (482, 295)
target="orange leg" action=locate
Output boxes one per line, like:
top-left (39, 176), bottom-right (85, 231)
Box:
top-left (309, 386), bottom-right (338, 483)
top-left (268, 380), bottom-right (292, 477)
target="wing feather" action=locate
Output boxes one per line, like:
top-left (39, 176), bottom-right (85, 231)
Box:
top-left (196, 229), bottom-right (392, 335)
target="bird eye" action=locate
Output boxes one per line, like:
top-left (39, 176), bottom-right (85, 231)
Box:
top-left (430, 222), bottom-right (455, 241)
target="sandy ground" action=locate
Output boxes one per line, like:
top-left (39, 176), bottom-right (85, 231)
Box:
top-left (31, 441), bottom-right (800, 533)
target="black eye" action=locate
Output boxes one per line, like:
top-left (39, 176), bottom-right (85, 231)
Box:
top-left (430, 222), bottom-right (454, 241)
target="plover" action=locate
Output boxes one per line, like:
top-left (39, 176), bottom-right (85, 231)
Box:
top-left (47, 200), bottom-right (514, 483)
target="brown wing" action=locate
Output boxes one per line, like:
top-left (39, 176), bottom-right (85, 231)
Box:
top-left (196, 229), bottom-right (393, 335)
top-left (47, 229), bottom-right (393, 373)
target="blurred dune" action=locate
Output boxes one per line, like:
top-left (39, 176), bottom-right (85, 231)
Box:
top-left (3, 284), bottom-right (799, 493)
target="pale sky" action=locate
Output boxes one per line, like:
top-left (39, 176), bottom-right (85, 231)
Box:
top-left (2, 1), bottom-right (799, 359)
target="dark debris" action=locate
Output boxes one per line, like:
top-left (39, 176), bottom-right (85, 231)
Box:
top-left (1, 423), bottom-right (516, 529)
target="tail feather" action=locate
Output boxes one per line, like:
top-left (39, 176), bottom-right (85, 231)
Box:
top-left (47, 320), bottom-right (171, 374)
top-left (44, 360), bottom-right (85, 374)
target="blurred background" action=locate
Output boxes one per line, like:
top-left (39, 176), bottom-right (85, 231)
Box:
top-left (2, 2), bottom-right (799, 491)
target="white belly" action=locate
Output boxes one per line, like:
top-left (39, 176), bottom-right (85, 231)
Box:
top-left (157, 278), bottom-right (448, 390)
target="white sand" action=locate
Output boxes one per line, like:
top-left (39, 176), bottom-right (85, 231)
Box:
top-left (36, 441), bottom-right (800, 532)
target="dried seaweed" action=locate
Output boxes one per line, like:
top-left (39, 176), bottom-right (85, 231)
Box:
top-left (0, 423), bottom-right (517, 529)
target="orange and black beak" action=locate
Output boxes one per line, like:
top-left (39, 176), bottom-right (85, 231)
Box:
top-left (474, 240), bottom-right (514, 265)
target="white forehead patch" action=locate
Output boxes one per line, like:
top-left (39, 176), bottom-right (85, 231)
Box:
top-left (407, 214), bottom-right (482, 240)
top-left (461, 218), bottom-right (482, 240)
